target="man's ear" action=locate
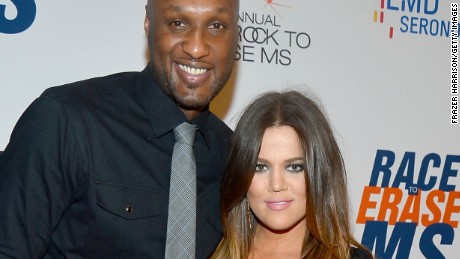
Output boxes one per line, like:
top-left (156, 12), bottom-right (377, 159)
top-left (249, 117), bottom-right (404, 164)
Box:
top-left (144, 14), bottom-right (150, 37)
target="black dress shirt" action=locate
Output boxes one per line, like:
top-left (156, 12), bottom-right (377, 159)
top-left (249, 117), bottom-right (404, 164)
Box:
top-left (0, 65), bottom-right (232, 258)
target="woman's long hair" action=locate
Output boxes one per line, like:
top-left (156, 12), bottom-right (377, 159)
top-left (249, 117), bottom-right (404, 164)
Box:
top-left (212, 90), bottom-right (371, 259)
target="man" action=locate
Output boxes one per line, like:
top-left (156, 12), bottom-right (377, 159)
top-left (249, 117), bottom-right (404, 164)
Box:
top-left (0, 0), bottom-right (239, 257)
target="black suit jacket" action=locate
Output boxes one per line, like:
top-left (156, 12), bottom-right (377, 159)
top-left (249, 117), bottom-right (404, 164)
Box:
top-left (0, 65), bottom-right (232, 258)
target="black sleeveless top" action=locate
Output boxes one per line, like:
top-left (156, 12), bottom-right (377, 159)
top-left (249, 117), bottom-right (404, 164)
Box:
top-left (350, 247), bottom-right (373, 259)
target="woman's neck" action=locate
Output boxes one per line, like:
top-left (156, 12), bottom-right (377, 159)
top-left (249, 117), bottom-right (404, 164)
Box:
top-left (249, 220), bottom-right (306, 259)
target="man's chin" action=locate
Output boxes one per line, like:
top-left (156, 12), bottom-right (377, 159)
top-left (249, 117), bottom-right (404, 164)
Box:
top-left (172, 85), bottom-right (220, 111)
top-left (177, 99), bottom-right (209, 111)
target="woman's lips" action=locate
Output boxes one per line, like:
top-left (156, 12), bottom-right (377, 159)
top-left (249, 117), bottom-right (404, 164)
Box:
top-left (265, 200), bottom-right (293, 211)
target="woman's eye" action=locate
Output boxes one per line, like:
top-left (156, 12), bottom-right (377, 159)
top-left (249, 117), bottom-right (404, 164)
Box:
top-left (287, 163), bottom-right (304, 173)
top-left (255, 163), bottom-right (268, 173)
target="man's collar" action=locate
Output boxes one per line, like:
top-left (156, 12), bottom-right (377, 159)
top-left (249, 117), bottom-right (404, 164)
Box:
top-left (136, 64), bottom-right (211, 146)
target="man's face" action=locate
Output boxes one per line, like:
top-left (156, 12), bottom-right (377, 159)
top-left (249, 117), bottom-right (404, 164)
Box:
top-left (144, 0), bottom-right (239, 114)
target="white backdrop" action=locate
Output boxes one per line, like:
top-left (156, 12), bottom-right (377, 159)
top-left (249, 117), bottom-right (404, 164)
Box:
top-left (1, 0), bottom-right (458, 258)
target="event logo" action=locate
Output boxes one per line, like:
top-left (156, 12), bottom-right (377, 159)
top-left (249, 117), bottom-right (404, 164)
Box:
top-left (236, 1), bottom-right (311, 66)
top-left (263, 0), bottom-right (292, 18)
top-left (372, 0), bottom-right (451, 38)
top-left (357, 149), bottom-right (460, 258)
top-left (0, 0), bottom-right (36, 34)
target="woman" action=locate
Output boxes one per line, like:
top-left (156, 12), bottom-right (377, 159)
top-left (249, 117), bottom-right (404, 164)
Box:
top-left (212, 91), bottom-right (373, 259)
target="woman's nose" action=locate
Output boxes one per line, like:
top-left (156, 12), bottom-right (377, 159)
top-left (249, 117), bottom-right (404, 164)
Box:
top-left (268, 169), bottom-right (288, 192)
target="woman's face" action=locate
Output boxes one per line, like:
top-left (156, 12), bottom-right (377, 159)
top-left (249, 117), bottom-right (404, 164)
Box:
top-left (247, 126), bottom-right (307, 233)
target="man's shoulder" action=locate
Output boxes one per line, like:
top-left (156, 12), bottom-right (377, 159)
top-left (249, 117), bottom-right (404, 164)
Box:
top-left (42, 70), bottom-right (142, 103)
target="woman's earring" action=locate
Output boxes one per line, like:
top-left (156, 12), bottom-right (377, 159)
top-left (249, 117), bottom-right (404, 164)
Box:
top-left (246, 199), bottom-right (252, 230)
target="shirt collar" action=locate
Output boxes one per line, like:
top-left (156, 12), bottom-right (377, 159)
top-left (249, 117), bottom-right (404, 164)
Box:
top-left (136, 64), bottom-right (211, 146)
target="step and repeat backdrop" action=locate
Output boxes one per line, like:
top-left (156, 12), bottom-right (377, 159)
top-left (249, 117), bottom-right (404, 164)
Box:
top-left (1, 0), bottom-right (458, 258)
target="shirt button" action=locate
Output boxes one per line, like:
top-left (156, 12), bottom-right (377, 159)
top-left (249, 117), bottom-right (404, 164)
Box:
top-left (125, 206), bottom-right (133, 213)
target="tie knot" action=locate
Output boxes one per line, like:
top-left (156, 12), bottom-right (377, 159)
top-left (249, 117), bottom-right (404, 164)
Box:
top-left (174, 122), bottom-right (196, 145)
